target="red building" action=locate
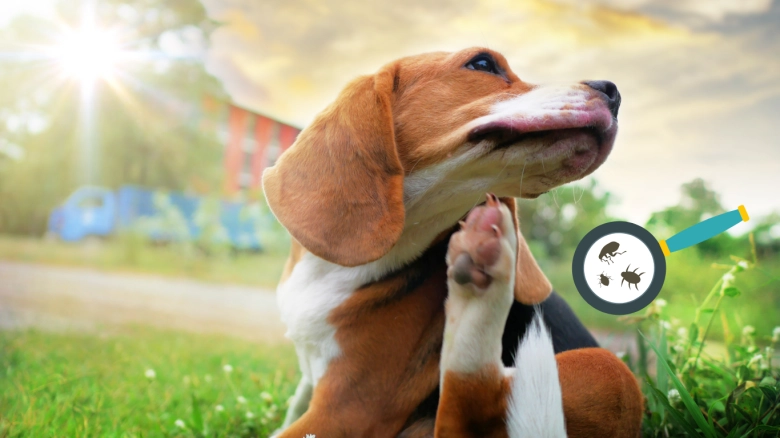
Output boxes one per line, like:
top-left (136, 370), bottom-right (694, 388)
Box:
top-left (209, 99), bottom-right (300, 196)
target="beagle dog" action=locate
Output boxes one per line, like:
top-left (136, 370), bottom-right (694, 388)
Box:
top-left (262, 47), bottom-right (643, 437)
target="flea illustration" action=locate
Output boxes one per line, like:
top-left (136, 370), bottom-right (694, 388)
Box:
top-left (599, 241), bottom-right (626, 264)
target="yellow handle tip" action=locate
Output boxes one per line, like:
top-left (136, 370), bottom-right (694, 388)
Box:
top-left (659, 239), bottom-right (670, 257)
top-left (738, 205), bottom-right (749, 222)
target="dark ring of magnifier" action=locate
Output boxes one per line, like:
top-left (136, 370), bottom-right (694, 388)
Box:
top-left (572, 221), bottom-right (666, 315)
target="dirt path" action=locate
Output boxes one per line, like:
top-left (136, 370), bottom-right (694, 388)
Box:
top-left (0, 261), bottom-right (636, 352)
top-left (0, 261), bottom-right (287, 343)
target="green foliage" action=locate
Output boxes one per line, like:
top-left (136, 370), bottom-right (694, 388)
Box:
top-left (517, 178), bottom-right (617, 260)
top-left (240, 194), bottom-right (291, 255)
top-left (0, 327), bottom-right (299, 437)
top-left (625, 257), bottom-right (780, 437)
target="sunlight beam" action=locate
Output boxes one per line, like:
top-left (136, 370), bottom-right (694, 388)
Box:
top-left (55, 25), bottom-right (121, 82)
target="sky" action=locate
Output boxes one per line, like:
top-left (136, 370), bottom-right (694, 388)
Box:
top-left (5, 0), bottom-right (780, 226)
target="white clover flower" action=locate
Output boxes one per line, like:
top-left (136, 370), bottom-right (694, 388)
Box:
top-left (667, 389), bottom-right (681, 404)
top-left (772, 327), bottom-right (780, 343)
top-left (204, 374), bottom-right (213, 383)
top-left (245, 411), bottom-right (255, 419)
top-left (237, 395), bottom-right (247, 404)
top-left (743, 325), bottom-right (756, 337)
top-left (677, 327), bottom-right (688, 339)
top-left (738, 260), bottom-right (749, 270)
top-left (260, 391), bottom-right (273, 403)
top-left (672, 344), bottom-right (684, 353)
top-left (660, 321), bottom-right (671, 331)
top-left (748, 353), bottom-right (764, 367)
top-left (215, 404), bottom-right (225, 412)
top-left (174, 419), bottom-right (186, 429)
top-left (722, 272), bottom-right (735, 286)
top-left (615, 351), bottom-right (626, 360)
top-left (655, 299), bottom-right (667, 309)
top-left (265, 410), bottom-right (276, 419)
top-left (223, 364), bottom-right (233, 374)
top-left (144, 369), bottom-right (156, 380)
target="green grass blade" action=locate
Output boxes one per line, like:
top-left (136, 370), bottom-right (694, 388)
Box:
top-left (190, 392), bottom-right (205, 437)
top-left (647, 384), bottom-right (703, 437)
top-left (640, 331), bottom-right (718, 438)
top-left (657, 325), bottom-right (669, 400)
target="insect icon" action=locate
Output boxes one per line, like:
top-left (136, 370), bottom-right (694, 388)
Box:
top-left (598, 241), bottom-right (626, 264)
top-left (620, 264), bottom-right (645, 290)
top-left (596, 272), bottom-right (612, 288)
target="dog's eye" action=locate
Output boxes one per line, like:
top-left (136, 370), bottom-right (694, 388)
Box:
top-left (465, 55), bottom-right (500, 75)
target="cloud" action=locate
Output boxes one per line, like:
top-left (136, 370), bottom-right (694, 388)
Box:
top-left (201, 0), bottom-right (780, 223)
top-left (550, 0), bottom-right (773, 22)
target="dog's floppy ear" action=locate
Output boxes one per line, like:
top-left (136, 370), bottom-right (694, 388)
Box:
top-left (500, 197), bottom-right (552, 304)
top-left (262, 66), bottom-right (404, 267)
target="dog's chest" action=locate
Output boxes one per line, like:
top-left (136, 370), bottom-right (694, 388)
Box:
top-left (276, 253), bottom-right (379, 385)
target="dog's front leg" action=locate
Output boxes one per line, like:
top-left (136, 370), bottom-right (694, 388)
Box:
top-left (435, 194), bottom-right (566, 438)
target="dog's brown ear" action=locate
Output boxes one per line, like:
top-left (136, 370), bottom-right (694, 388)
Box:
top-left (500, 197), bottom-right (552, 304)
top-left (262, 67), bottom-right (405, 267)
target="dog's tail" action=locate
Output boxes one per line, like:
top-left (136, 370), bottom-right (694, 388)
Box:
top-left (506, 311), bottom-right (567, 438)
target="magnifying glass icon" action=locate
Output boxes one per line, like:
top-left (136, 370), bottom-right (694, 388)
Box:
top-left (572, 206), bottom-right (749, 315)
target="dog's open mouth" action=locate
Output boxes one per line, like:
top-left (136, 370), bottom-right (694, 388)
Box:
top-left (467, 126), bottom-right (605, 151)
top-left (467, 115), bottom-right (619, 185)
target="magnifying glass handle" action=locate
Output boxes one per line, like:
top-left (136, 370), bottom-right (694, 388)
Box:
top-left (659, 205), bottom-right (749, 256)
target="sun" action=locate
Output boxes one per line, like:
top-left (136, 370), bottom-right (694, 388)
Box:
top-left (55, 25), bottom-right (121, 82)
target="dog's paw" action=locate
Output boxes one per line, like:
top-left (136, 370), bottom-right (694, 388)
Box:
top-left (447, 193), bottom-right (517, 291)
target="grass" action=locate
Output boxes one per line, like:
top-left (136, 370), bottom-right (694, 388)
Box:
top-left (0, 326), bottom-right (299, 437)
top-left (0, 234), bottom-right (288, 289)
top-left (624, 257), bottom-right (780, 436)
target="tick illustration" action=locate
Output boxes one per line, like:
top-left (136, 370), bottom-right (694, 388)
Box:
top-left (598, 241), bottom-right (626, 264)
top-left (620, 264), bottom-right (645, 290)
top-left (596, 272), bottom-right (612, 288)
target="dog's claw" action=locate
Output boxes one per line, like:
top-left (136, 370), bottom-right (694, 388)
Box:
top-left (486, 192), bottom-right (500, 207)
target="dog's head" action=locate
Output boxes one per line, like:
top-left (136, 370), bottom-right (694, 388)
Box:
top-left (263, 47), bottom-right (620, 303)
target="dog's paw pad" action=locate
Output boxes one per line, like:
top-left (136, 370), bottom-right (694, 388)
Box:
top-left (447, 193), bottom-right (512, 289)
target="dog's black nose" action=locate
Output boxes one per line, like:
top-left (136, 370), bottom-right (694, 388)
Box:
top-left (583, 80), bottom-right (621, 118)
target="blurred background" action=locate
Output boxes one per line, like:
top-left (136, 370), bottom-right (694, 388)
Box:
top-left (0, 0), bottom-right (778, 436)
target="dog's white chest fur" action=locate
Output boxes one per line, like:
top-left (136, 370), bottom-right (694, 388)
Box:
top-left (277, 252), bottom-right (385, 386)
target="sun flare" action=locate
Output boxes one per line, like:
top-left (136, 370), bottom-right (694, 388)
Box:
top-left (55, 26), bottom-right (121, 81)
